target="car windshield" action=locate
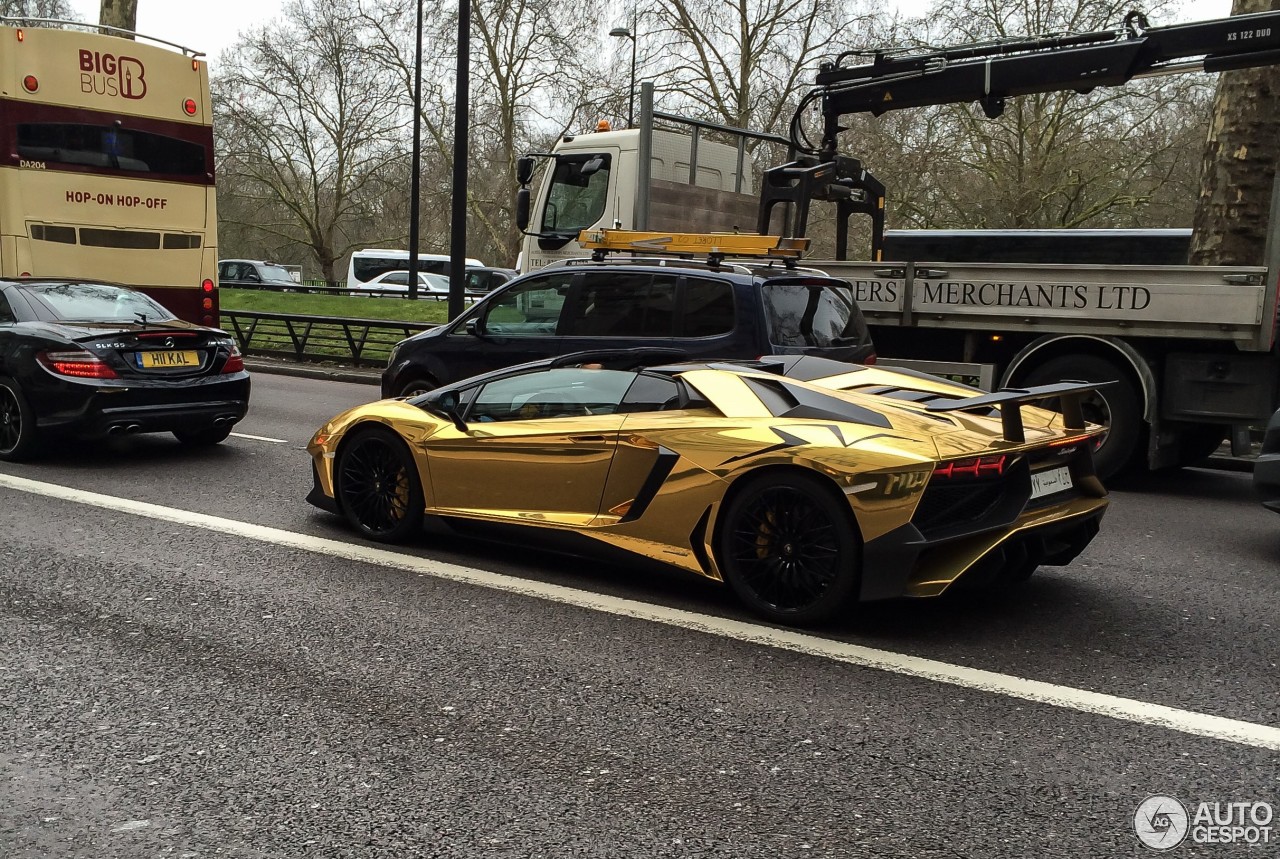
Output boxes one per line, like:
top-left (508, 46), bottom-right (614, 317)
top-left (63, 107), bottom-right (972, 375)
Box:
top-left (25, 282), bottom-right (176, 322)
top-left (259, 264), bottom-right (295, 283)
top-left (762, 280), bottom-right (869, 348)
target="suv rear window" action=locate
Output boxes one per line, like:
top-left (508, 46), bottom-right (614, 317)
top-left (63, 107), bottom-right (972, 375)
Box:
top-left (762, 280), bottom-right (869, 348)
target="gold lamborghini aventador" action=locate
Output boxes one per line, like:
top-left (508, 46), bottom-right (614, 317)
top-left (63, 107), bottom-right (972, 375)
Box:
top-left (307, 350), bottom-right (1108, 624)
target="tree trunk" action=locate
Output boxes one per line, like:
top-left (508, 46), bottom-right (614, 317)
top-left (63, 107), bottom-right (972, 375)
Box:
top-left (1189, 0), bottom-right (1280, 266)
top-left (98, 0), bottom-right (137, 36)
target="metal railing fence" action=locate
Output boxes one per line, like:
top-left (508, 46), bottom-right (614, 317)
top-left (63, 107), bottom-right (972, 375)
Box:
top-left (221, 310), bottom-right (435, 367)
top-left (222, 281), bottom-right (463, 300)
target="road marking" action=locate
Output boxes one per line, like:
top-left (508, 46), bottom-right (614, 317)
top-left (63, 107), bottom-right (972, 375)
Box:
top-left (2, 471), bottom-right (1278, 753)
top-left (230, 432), bottom-right (289, 444)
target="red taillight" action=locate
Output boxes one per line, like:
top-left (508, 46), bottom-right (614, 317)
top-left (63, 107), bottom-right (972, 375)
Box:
top-left (221, 345), bottom-right (244, 374)
top-left (202, 314), bottom-right (214, 325)
top-left (864, 352), bottom-right (877, 365)
top-left (202, 279), bottom-right (214, 293)
top-left (183, 98), bottom-right (198, 116)
top-left (22, 75), bottom-right (38, 93)
top-left (933, 454), bottom-right (1006, 479)
top-left (37, 350), bottom-right (118, 379)
top-left (202, 297), bottom-right (213, 310)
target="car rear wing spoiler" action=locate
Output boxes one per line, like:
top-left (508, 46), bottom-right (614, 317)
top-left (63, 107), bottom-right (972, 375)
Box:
top-left (922, 381), bottom-right (1113, 443)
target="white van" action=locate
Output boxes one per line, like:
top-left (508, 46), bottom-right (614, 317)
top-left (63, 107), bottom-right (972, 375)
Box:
top-left (345, 249), bottom-right (485, 291)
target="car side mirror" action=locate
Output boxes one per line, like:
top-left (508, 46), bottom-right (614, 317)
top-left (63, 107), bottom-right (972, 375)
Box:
top-left (465, 316), bottom-right (486, 337)
top-left (515, 188), bottom-right (531, 232)
top-left (516, 155), bottom-right (535, 185)
top-left (424, 389), bottom-right (467, 432)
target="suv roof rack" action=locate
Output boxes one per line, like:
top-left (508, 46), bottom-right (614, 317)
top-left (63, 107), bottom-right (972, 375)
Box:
top-left (550, 255), bottom-right (755, 274)
top-left (577, 229), bottom-right (809, 268)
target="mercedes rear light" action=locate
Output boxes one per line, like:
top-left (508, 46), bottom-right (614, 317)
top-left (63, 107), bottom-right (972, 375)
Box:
top-left (37, 349), bottom-right (118, 379)
top-left (221, 344), bottom-right (245, 374)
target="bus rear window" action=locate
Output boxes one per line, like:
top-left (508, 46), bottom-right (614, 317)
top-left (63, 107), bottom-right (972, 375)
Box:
top-left (17, 123), bottom-right (206, 176)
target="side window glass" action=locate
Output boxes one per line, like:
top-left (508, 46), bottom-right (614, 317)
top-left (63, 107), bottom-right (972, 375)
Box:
top-left (619, 373), bottom-right (681, 413)
top-left (482, 272), bottom-right (573, 336)
top-left (569, 272), bottom-right (678, 337)
top-left (385, 272), bottom-right (408, 285)
top-left (218, 262), bottom-right (229, 279)
top-left (469, 368), bottom-right (636, 422)
top-left (0, 293), bottom-right (14, 323)
top-left (681, 278), bottom-right (735, 337)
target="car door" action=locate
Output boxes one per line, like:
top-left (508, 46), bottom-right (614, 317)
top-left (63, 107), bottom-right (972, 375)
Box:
top-left (422, 367), bottom-right (635, 525)
top-left (441, 269), bottom-right (578, 380)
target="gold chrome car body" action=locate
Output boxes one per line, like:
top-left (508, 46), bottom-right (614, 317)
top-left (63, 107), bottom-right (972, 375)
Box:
top-left (308, 354), bottom-right (1108, 614)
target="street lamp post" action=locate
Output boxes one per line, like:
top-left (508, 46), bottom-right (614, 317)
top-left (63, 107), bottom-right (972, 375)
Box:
top-left (407, 0), bottom-right (423, 300)
top-left (448, 0), bottom-right (470, 320)
top-left (609, 23), bottom-right (636, 128)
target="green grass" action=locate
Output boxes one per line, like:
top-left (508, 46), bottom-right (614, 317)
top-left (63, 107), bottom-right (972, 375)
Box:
top-left (219, 288), bottom-right (463, 323)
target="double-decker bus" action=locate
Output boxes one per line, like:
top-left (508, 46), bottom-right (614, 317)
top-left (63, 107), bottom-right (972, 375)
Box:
top-left (0, 17), bottom-right (216, 324)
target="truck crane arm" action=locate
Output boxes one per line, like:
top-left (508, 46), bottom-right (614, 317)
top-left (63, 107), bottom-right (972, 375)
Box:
top-left (804, 9), bottom-right (1280, 157)
top-left (760, 10), bottom-right (1280, 258)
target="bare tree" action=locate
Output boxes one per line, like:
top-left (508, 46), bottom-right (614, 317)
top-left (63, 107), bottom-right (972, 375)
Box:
top-left (638, 0), bottom-right (867, 135)
top-left (1, 0), bottom-right (75, 17)
top-left (97, 0), bottom-right (135, 33)
top-left (215, 0), bottom-right (408, 283)
top-left (1189, 0), bottom-right (1280, 266)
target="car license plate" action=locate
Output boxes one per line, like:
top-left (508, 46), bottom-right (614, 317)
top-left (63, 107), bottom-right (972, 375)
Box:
top-left (137, 350), bottom-right (200, 369)
top-left (1030, 465), bottom-right (1073, 499)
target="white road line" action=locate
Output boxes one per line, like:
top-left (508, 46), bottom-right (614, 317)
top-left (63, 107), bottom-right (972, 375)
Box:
top-left (2, 470), bottom-right (1278, 752)
top-left (230, 432), bottom-right (289, 444)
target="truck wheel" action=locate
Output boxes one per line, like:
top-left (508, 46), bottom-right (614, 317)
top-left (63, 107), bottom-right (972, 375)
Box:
top-left (1023, 355), bottom-right (1141, 481)
top-left (1170, 424), bottom-right (1227, 468)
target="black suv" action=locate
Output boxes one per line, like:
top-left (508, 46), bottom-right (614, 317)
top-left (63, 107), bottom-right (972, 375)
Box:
top-left (382, 259), bottom-right (875, 397)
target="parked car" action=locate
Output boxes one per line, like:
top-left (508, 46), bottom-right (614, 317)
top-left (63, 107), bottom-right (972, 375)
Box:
top-left (311, 350), bottom-right (1107, 624)
top-left (1254, 407), bottom-right (1280, 513)
top-left (464, 266), bottom-right (518, 296)
top-left (381, 258), bottom-right (876, 398)
top-left (218, 259), bottom-right (298, 288)
top-left (0, 279), bottom-right (250, 460)
top-left (362, 270), bottom-right (452, 297)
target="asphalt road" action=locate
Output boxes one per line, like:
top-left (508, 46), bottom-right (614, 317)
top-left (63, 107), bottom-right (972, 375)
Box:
top-left (1, 373), bottom-right (1277, 858)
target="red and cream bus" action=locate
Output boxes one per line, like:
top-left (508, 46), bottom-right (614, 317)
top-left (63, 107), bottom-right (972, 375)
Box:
top-left (0, 18), bottom-right (217, 323)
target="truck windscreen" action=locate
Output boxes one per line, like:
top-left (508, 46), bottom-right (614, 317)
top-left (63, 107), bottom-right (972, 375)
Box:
top-left (540, 154), bottom-right (612, 236)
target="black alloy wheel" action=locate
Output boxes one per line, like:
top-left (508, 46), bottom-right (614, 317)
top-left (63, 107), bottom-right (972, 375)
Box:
top-left (0, 378), bottom-right (39, 462)
top-left (718, 472), bottom-right (860, 625)
top-left (336, 427), bottom-right (424, 542)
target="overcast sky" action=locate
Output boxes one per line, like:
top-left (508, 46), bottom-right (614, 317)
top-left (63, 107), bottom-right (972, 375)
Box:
top-left (65, 0), bottom-right (1233, 73)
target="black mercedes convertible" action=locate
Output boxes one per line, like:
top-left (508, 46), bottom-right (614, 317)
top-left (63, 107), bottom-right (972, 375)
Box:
top-left (0, 280), bottom-right (250, 461)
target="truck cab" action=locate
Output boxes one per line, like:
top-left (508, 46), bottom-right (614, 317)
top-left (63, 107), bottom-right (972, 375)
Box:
top-left (518, 121), bottom-right (761, 273)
